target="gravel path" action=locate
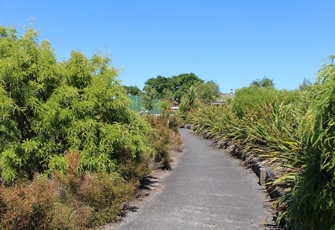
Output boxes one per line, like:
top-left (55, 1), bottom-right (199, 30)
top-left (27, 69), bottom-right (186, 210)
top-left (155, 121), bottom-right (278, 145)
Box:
top-left (111, 128), bottom-right (275, 230)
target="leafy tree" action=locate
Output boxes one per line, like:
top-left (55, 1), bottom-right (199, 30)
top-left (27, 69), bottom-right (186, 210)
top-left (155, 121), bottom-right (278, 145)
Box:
top-left (123, 85), bottom-right (142, 95)
top-left (0, 25), bottom-right (153, 183)
top-left (172, 73), bottom-right (204, 103)
top-left (143, 73), bottom-right (204, 104)
top-left (178, 85), bottom-right (200, 122)
top-left (298, 77), bottom-right (312, 90)
top-left (161, 88), bottom-right (175, 103)
top-left (144, 75), bottom-right (173, 99)
top-left (250, 77), bottom-right (275, 88)
top-left (141, 85), bottom-right (157, 111)
top-left (157, 99), bottom-right (171, 114)
top-left (194, 80), bottom-right (221, 104)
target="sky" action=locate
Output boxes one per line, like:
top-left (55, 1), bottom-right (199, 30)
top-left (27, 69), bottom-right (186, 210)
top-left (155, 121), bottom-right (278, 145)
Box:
top-left (1, 1), bottom-right (335, 93)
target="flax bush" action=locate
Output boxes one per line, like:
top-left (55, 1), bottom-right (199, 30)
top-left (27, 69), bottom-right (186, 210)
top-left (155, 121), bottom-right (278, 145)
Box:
top-left (284, 57), bottom-right (335, 229)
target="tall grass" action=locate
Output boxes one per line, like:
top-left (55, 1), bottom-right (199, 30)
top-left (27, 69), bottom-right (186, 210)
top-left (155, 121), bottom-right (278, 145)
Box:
top-left (188, 87), bottom-right (307, 228)
top-left (190, 65), bottom-right (335, 228)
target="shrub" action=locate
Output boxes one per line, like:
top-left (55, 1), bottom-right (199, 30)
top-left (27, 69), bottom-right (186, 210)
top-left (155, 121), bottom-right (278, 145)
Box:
top-left (0, 25), bottom-right (154, 183)
top-left (284, 57), bottom-right (335, 229)
top-left (0, 151), bottom-right (138, 229)
top-left (145, 114), bottom-right (182, 170)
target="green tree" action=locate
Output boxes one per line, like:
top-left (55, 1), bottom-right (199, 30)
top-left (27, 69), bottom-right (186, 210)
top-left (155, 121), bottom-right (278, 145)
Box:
top-left (0, 25), bottom-right (153, 183)
top-left (143, 73), bottom-right (204, 104)
top-left (161, 88), bottom-right (175, 103)
top-left (144, 75), bottom-right (173, 99)
top-left (250, 77), bottom-right (275, 88)
top-left (172, 73), bottom-right (204, 103)
top-left (141, 85), bottom-right (158, 111)
top-left (178, 85), bottom-right (199, 122)
top-left (298, 77), bottom-right (312, 90)
top-left (123, 85), bottom-right (142, 95)
top-left (194, 80), bottom-right (221, 104)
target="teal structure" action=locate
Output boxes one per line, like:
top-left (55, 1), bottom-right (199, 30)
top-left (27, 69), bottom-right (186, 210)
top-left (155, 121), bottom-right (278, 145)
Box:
top-left (128, 95), bottom-right (162, 114)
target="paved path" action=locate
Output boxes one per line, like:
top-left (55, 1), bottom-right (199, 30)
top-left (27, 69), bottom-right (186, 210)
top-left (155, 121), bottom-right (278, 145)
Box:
top-left (113, 128), bottom-right (273, 230)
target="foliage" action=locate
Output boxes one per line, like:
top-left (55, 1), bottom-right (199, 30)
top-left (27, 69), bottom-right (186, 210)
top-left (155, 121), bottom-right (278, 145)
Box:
top-left (0, 25), bottom-right (154, 183)
top-left (298, 77), bottom-right (312, 90)
top-left (189, 65), bottom-right (335, 229)
top-left (143, 73), bottom-right (204, 104)
top-left (194, 80), bottom-right (221, 104)
top-left (0, 152), bottom-right (135, 229)
top-left (145, 114), bottom-right (183, 170)
top-left (250, 77), bottom-right (275, 88)
top-left (0, 24), bottom-right (184, 229)
top-left (144, 75), bottom-right (174, 99)
top-left (161, 88), bottom-right (175, 103)
top-left (178, 85), bottom-right (200, 122)
top-left (141, 85), bottom-right (158, 111)
top-left (187, 81), bottom-right (309, 228)
top-left (284, 57), bottom-right (335, 229)
top-left (231, 85), bottom-right (277, 118)
top-left (157, 99), bottom-right (172, 114)
top-left (172, 73), bottom-right (204, 103)
top-left (123, 85), bottom-right (142, 96)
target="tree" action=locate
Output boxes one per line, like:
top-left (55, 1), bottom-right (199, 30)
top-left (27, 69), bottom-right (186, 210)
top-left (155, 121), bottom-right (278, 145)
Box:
top-left (0, 25), bottom-right (153, 183)
top-left (250, 77), bottom-right (275, 88)
top-left (141, 85), bottom-right (157, 111)
top-left (194, 80), bottom-right (221, 104)
top-left (161, 88), bottom-right (175, 103)
top-left (144, 75), bottom-right (173, 99)
top-left (298, 78), bottom-right (312, 90)
top-left (172, 73), bottom-right (204, 103)
top-left (123, 85), bottom-right (142, 95)
top-left (143, 73), bottom-right (204, 104)
top-left (178, 85), bottom-right (200, 122)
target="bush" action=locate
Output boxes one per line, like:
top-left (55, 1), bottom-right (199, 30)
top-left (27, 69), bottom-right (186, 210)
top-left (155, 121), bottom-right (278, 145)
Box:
top-left (0, 152), bottom-right (137, 229)
top-left (0, 25), bottom-right (154, 183)
top-left (284, 57), bottom-right (335, 229)
top-left (145, 114), bottom-right (182, 170)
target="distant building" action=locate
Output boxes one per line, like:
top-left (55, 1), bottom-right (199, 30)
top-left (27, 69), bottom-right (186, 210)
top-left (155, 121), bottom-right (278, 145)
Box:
top-left (211, 92), bottom-right (234, 106)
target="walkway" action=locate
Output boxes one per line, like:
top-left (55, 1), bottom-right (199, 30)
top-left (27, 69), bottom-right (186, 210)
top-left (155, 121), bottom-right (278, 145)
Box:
top-left (113, 128), bottom-right (273, 229)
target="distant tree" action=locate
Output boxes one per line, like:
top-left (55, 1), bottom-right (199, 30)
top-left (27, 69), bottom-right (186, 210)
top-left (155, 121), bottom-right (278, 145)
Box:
top-left (157, 99), bottom-right (171, 114)
top-left (144, 75), bottom-right (173, 99)
top-left (299, 78), bottom-right (312, 90)
top-left (172, 73), bottom-right (204, 103)
top-left (143, 73), bottom-right (204, 104)
top-left (161, 88), bottom-right (175, 103)
top-left (141, 85), bottom-right (157, 111)
top-left (123, 85), bottom-right (142, 95)
top-left (179, 85), bottom-right (200, 121)
top-left (250, 77), bottom-right (275, 88)
top-left (194, 80), bottom-right (221, 104)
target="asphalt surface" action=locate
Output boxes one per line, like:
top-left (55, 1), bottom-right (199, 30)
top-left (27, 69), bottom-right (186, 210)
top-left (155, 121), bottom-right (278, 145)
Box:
top-left (113, 128), bottom-right (274, 230)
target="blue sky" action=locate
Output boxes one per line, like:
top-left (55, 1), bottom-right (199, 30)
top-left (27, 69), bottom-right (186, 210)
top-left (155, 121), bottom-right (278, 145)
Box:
top-left (1, 1), bottom-right (335, 93)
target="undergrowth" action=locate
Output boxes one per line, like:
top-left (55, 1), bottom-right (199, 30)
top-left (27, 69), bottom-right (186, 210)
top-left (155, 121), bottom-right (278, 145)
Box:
top-left (145, 114), bottom-right (183, 170)
top-left (0, 152), bottom-right (135, 230)
top-left (0, 114), bottom-right (183, 229)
